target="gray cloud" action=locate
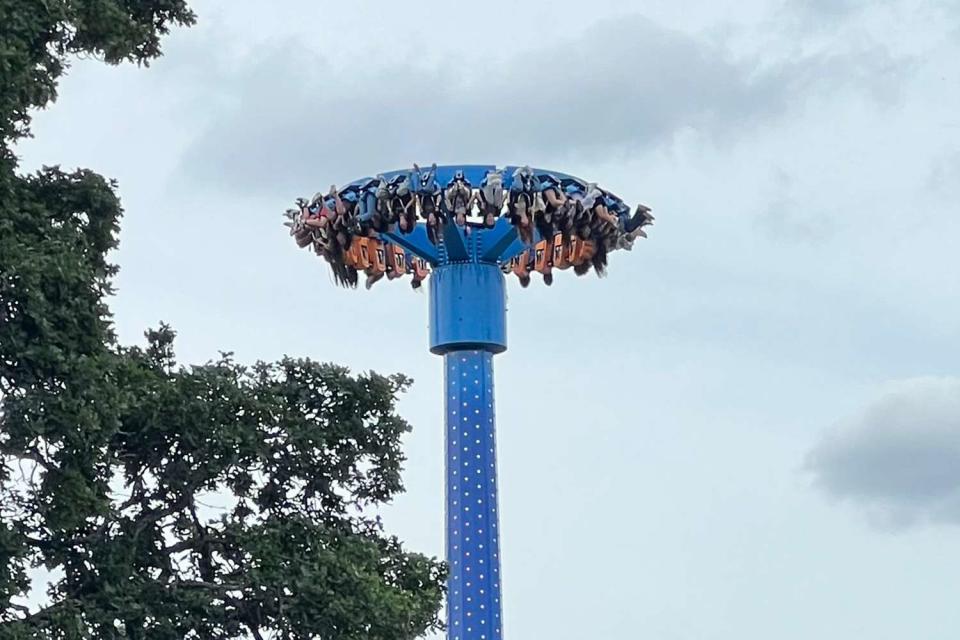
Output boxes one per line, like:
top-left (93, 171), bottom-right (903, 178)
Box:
top-left (807, 377), bottom-right (960, 529)
top-left (172, 14), bottom-right (905, 197)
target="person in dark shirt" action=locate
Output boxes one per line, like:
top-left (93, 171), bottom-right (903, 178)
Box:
top-left (508, 166), bottom-right (538, 243)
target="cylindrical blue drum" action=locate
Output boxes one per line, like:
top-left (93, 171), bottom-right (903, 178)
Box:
top-left (429, 263), bottom-right (507, 355)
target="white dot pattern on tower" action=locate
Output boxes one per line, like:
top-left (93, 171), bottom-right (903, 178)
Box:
top-left (445, 350), bottom-right (503, 640)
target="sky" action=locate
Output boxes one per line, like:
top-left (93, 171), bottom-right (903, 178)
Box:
top-left (13, 0), bottom-right (960, 637)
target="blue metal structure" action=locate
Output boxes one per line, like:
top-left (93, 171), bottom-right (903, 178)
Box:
top-left (430, 263), bottom-right (506, 355)
top-left (344, 164), bottom-right (630, 269)
top-left (288, 164), bottom-right (651, 640)
top-left (428, 226), bottom-right (509, 639)
top-left (444, 349), bottom-right (503, 640)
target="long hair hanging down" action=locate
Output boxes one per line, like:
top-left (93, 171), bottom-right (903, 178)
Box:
top-left (333, 263), bottom-right (359, 288)
top-left (573, 261), bottom-right (592, 277)
top-left (326, 243), bottom-right (358, 288)
top-left (591, 241), bottom-right (608, 277)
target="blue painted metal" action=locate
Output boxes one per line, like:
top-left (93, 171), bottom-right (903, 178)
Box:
top-left (478, 223), bottom-right (520, 263)
top-left (496, 233), bottom-right (529, 265)
top-left (429, 263), bottom-right (507, 355)
top-left (442, 221), bottom-right (471, 262)
top-left (431, 254), bottom-right (507, 639)
top-left (382, 224), bottom-right (440, 264)
top-left (445, 349), bottom-right (503, 640)
top-left (383, 216), bottom-right (531, 267)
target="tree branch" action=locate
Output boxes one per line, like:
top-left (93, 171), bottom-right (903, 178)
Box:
top-left (164, 536), bottom-right (226, 555)
top-left (173, 580), bottom-right (245, 592)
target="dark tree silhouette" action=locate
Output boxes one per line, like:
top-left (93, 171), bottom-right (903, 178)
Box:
top-left (0, 3), bottom-right (445, 638)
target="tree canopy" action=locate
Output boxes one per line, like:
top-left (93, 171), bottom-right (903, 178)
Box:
top-left (0, 2), bottom-right (445, 638)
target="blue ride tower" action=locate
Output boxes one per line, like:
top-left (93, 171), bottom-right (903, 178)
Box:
top-left (287, 164), bottom-right (650, 640)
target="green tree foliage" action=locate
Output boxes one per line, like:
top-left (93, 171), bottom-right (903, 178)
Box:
top-left (0, 2), bottom-right (445, 638)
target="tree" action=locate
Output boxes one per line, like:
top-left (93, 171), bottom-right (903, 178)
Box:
top-left (0, 2), bottom-right (446, 638)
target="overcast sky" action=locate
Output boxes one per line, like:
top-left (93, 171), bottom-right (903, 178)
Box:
top-left (14, 0), bottom-right (960, 638)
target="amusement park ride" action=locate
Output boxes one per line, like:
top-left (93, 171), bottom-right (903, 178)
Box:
top-left (285, 164), bottom-right (653, 640)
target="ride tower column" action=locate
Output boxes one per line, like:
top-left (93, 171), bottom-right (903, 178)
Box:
top-left (429, 261), bottom-right (507, 640)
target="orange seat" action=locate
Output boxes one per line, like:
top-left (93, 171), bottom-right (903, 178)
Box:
top-left (533, 240), bottom-right (550, 273)
top-left (412, 256), bottom-right (431, 281)
top-left (566, 238), bottom-right (595, 266)
top-left (566, 238), bottom-right (582, 266)
top-left (368, 238), bottom-right (387, 274)
top-left (347, 237), bottom-right (386, 273)
top-left (344, 237), bottom-right (362, 269)
top-left (389, 245), bottom-right (407, 277)
top-left (344, 236), bottom-right (364, 268)
top-left (580, 240), bottom-right (597, 265)
top-left (358, 238), bottom-right (373, 270)
top-left (510, 250), bottom-right (530, 278)
top-left (553, 234), bottom-right (572, 269)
